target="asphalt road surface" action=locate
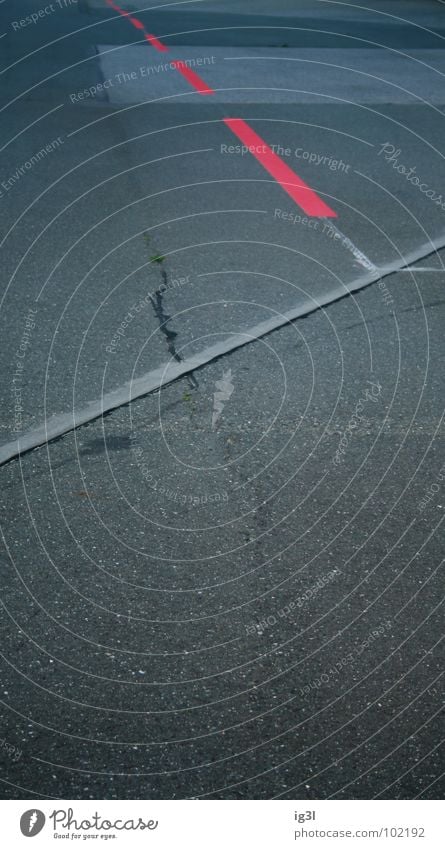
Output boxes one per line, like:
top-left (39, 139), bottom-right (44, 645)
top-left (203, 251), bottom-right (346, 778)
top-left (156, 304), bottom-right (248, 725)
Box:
top-left (0, 0), bottom-right (444, 800)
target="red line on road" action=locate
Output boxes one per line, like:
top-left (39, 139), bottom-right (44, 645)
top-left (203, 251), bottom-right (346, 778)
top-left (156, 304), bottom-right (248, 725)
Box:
top-left (106, 0), bottom-right (210, 92)
top-left (108, 1), bottom-right (128, 15)
top-left (171, 61), bottom-right (215, 95)
top-left (144, 33), bottom-right (169, 52)
top-left (107, 1), bottom-right (170, 52)
top-left (129, 17), bottom-right (145, 30)
top-left (104, 1), bottom-right (215, 98)
top-left (104, 1), bottom-right (337, 216)
top-left (223, 118), bottom-right (337, 217)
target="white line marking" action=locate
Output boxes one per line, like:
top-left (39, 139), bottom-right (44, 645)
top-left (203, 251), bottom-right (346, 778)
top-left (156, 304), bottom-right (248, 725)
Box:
top-left (324, 221), bottom-right (378, 271)
top-left (1, 232), bottom-right (445, 467)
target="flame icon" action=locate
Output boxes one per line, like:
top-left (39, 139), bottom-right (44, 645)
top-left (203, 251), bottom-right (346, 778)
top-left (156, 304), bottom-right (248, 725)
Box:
top-left (212, 369), bottom-right (234, 430)
top-left (20, 809), bottom-right (46, 837)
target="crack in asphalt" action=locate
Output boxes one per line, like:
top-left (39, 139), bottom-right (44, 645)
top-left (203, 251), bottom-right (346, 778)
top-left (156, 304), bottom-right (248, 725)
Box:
top-left (149, 266), bottom-right (199, 391)
top-left (1, 233), bottom-right (445, 466)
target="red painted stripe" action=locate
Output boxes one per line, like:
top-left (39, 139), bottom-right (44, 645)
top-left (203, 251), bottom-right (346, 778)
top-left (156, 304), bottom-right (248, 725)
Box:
top-left (129, 17), bottom-right (145, 30)
top-left (107, 1), bottom-right (128, 15)
top-left (223, 118), bottom-right (337, 217)
top-left (107, 0), bottom-right (169, 51)
top-left (171, 61), bottom-right (215, 95)
top-left (145, 32), bottom-right (169, 52)
top-left (103, 2), bottom-right (336, 218)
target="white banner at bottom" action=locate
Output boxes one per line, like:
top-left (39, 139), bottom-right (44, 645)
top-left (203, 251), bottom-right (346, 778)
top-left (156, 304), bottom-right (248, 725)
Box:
top-left (0, 800), bottom-right (445, 849)
top-left (0, 800), bottom-right (442, 848)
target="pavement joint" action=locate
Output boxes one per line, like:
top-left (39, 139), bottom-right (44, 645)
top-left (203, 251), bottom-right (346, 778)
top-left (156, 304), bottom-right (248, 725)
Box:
top-left (1, 231), bottom-right (445, 467)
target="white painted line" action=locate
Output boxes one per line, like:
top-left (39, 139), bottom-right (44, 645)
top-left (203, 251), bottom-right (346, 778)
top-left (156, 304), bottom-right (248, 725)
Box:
top-left (0, 33), bottom-right (7, 39)
top-left (324, 221), bottom-right (377, 271)
top-left (1, 231), bottom-right (445, 467)
top-left (400, 267), bottom-right (444, 272)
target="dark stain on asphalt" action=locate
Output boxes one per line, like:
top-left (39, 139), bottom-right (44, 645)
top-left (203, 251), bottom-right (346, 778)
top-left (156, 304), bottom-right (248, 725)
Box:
top-left (79, 435), bottom-right (133, 455)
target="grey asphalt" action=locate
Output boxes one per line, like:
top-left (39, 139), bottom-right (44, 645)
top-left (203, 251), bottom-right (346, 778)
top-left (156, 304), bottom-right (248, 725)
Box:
top-left (1, 0), bottom-right (445, 434)
top-left (1, 259), bottom-right (444, 799)
top-left (0, 0), bottom-right (444, 800)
